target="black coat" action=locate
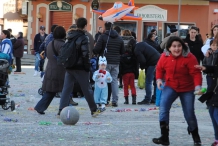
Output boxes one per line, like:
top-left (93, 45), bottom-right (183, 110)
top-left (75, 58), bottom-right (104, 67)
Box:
top-left (13, 38), bottom-right (24, 58)
top-left (134, 42), bottom-right (160, 69)
top-left (201, 59), bottom-right (218, 107)
top-left (184, 35), bottom-right (204, 64)
top-left (144, 39), bottom-right (163, 54)
top-left (94, 32), bottom-right (101, 43)
top-left (120, 52), bottom-right (138, 76)
top-left (66, 30), bottom-right (90, 71)
top-left (93, 30), bottom-right (125, 64)
top-left (34, 33), bottom-right (48, 53)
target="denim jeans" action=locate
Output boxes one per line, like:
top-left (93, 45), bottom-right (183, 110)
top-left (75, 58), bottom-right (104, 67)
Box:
top-left (206, 75), bottom-right (213, 90)
top-left (208, 106), bottom-right (218, 140)
top-left (34, 53), bottom-right (41, 71)
top-left (159, 86), bottom-right (198, 131)
top-left (144, 66), bottom-right (156, 102)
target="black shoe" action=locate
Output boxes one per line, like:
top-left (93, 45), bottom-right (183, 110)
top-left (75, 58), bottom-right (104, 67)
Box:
top-left (112, 102), bottom-right (118, 107)
top-left (56, 109), bottom-right (61, 118)
top-left (36, 110), bottom-right (45, 115)
top-left (150, 100), bottom-right (155, 104)
top-left (124, 96), bottom-right (129, 104)
top-left (153, 121), bottom-right (170, 145)
top-left (119, 85), bottom-right (123, 88)
top-left (132, 96), bottom-right (136, 105)
top-left (69, 99), bottom-right (78, 106)
top-left (188, 127), bottom-right (202, 146)
top-left (137, 99), bottom-right (150, 105)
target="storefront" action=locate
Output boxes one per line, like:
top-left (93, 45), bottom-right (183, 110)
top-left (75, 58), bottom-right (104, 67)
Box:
top-left (28, 0), bottom-right (92, 53)
top-left (96, 0), bottom-right (218, 42)
top-left (28, 0), bottom-right (218, 53)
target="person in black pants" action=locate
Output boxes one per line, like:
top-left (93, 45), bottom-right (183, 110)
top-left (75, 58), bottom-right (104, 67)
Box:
top-left (13, 32), bottom-right (24, 72)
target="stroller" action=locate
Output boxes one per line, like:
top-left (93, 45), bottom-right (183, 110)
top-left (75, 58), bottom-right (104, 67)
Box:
top-left (38, 72), bottom-right (60, 97)
top-left (0, 59), bottom-right (15, 111)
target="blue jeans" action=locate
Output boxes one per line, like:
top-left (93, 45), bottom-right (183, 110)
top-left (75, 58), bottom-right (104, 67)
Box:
top-left (159, 86), bottom-right (198, 131)
top-left (34, 53), bottom-right (41, 71)
top-left (206, 75), bottom-right (213, 90)
top-left (144, 66), bottom-right (156, 102)
top-left (208, 106), bottom-right (218, 140)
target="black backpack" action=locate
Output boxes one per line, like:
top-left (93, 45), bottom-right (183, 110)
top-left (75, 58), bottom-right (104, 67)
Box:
top-left (53, 34), bottom-right (83, 68)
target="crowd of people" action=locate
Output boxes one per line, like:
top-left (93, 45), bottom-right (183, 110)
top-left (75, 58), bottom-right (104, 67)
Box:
top-left (1, 17), bottom-right (218, 146)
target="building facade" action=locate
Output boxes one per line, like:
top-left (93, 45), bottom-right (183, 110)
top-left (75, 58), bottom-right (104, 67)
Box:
top-left (27, 0), bottom-right (218, 53)
top-left (0, 0), bottom-right (28, 44)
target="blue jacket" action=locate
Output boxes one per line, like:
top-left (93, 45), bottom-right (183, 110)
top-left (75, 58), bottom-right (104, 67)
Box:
top-left (0, 39), bottom-right (13, 63)
top-left (34, 33), bottom-right (48, 53)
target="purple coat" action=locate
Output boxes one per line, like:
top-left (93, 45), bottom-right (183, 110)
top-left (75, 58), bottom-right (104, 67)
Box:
top-left (13, 38), bottom-right (24, 58)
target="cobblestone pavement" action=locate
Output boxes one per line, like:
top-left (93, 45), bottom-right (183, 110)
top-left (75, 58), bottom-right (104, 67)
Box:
top-left (0, 67), bottom-right (214, 146)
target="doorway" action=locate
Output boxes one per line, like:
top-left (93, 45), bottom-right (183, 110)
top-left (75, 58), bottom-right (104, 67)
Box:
top-left (143, 22), bottom-right (157, 41)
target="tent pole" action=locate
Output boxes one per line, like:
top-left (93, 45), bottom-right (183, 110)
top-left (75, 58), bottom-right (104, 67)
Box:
top-left (178, 0), bottom-right (181, 36)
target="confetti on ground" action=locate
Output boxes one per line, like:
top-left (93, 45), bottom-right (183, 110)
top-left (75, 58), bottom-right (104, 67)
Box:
top-left (110, 107), bottom-right (159, 112)
top-left (3, 117), bottom-right (18, 122)
top-left (39, 121), bottom-right (51, 126)
top-left (28, 107), bottom-right (35, 111)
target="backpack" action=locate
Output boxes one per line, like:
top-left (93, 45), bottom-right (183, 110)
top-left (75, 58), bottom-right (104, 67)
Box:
top-left (53, 34), bottom-right (83, 68)
top-left (122, 36), bottom-right (134, 52)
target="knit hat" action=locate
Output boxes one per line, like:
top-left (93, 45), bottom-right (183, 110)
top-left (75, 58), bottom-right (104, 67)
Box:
top-left (98, 56), bottom-right (107, 65)
top-left (170, 28), bottom-right (178, 33)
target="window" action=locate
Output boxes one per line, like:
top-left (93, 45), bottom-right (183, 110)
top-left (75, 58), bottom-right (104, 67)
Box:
top-left (163, 22), bottom-right (195, 39)
top-left (113, 3), bottom-right (122, 9)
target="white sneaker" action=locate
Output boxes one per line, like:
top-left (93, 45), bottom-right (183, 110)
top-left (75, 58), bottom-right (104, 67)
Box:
top-left (33, 71), bottom-right (38, 76)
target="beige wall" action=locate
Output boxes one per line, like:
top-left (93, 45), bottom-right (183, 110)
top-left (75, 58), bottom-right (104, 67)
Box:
top-left (0, 0), bottom-right (24, 37)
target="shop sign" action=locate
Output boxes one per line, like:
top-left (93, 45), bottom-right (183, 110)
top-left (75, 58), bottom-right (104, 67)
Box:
top-left (91, 0), bottom-right (99, 10)
top-left (49, 1), bottom-right (72, 11)
top-left (134, 5), bottom-right (167, 21)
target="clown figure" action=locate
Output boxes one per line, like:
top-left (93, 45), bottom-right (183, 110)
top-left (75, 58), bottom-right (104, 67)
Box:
top-left (92, 56), bottom-right (112, 112)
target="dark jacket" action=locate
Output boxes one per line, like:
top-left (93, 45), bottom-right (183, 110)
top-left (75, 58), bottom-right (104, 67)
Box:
top-left (184, 35), bottom-right (204, 64)
top-left (201, 58), bottom-right (218, 107)
top-left (42, 39), bottom-right (65, 92)
top-left (134, 42), bottom-right (160, 69)
top-left (10, 35), bottom-right (16, 46)
top-left (39, 32), bottom-right (53, 55)
top-left (86, 31), bottom-right (94, 58)
top-left (93, 30), bottom-right (125, 64)
top-left (67, 30), bottom-right (90, 71)
top-left (13, 37), bottom-right (24, 58)
top-left (34, 33), bottom-right (48, 53)
top-left (202, 48), bottom-right (218, 76)
top-left (94, 32), bottom-right (101, 43)
top-left (120, 52), bottom-right (138, 76)
top-left (144, 39), bottom-right (163, 54)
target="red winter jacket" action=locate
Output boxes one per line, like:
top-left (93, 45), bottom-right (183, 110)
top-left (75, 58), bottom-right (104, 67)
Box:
top-left (156, 52), bottom-right (202, 92)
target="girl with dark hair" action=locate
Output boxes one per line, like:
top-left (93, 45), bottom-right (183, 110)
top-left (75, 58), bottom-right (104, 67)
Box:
top-left (0, 30), bottom-right (13, 64)
top-left (202, 25), bottom-right (218, 55)
top-left (153, 36), bottom-right (202, 146)
top-left (13, 32), bottom-right (24, 72)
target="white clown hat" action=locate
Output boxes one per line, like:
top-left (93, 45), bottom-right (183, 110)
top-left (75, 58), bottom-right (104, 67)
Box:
top-left (98, 56), bottom-right (107, 65)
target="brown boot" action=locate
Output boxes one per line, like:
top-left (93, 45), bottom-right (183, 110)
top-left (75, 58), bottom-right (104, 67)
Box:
top-left (69, 98), bottom-right (78, 106)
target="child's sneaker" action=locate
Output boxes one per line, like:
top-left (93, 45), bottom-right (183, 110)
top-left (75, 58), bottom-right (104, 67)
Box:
top-left (100, 107), bottom-right (106, 112)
